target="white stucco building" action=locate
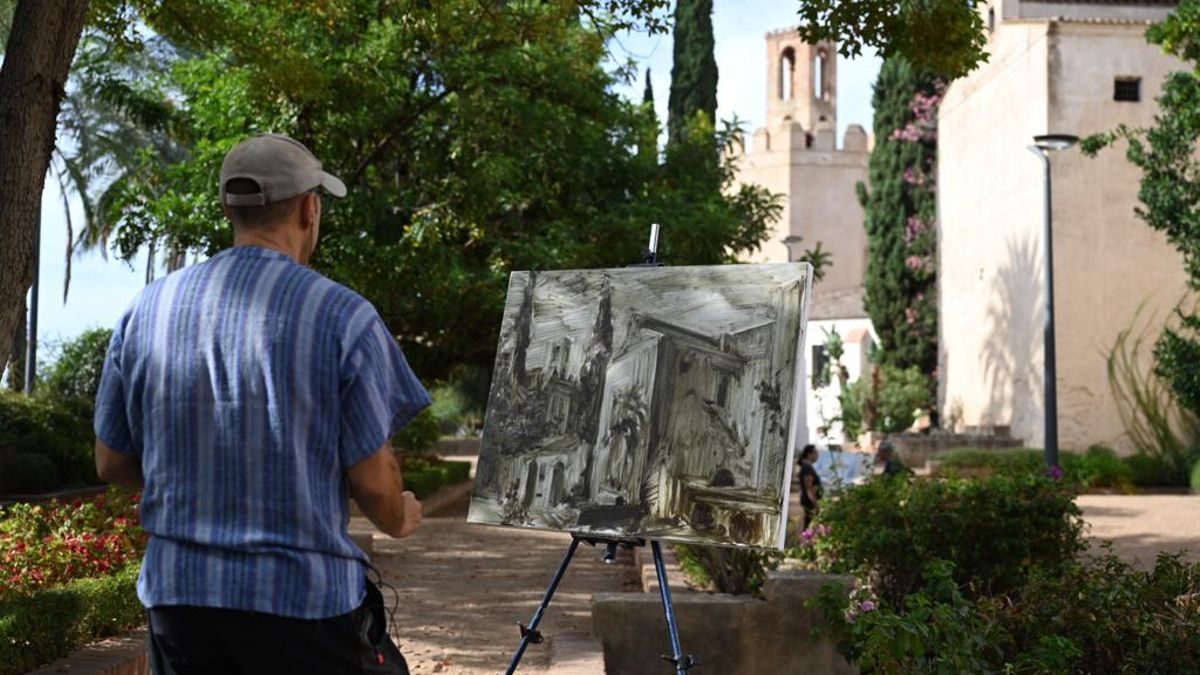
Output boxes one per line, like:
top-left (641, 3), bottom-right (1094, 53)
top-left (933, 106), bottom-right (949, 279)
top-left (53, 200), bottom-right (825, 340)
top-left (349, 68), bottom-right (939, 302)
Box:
top-left (938, 0), bottom-right (1187, 452)
top-left (734, 30), bottom-right (877, 446)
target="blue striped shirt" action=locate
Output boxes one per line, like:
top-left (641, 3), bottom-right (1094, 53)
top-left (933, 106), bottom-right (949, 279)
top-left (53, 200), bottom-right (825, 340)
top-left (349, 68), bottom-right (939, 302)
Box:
top-left (94, 245), bottom-right (431, 619)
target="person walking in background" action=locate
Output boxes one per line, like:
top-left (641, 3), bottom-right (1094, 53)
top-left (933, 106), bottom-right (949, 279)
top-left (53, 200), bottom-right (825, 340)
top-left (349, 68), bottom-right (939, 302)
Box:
top-left (799, 444), bottom-right (822, 530)
top-left (876, 440), bottom-right (911, 477)
top-left (92, 134), bottom-right (430, 674)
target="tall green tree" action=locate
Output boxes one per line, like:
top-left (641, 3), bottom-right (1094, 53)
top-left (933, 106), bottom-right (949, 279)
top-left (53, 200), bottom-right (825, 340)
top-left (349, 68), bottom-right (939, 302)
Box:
top-left (95, 1), bottom-right (779, 386)
top-left (858, 59), bottom-right (942, 383)
top-left (0, 0), bottom-right (93, 378)
top-left (666, 0), bottom-right (717, 147)
top-left (1085, 0), bottom-right (1200, 418)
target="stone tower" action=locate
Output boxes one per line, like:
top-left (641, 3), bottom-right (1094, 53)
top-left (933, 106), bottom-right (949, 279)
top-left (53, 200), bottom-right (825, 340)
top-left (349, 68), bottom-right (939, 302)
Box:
top-left (734, 29), bottom-right (875, 449)
top-left (765, 30), bottom-right (837, 135)
top-left (735, 31), bottom-right (869, 296)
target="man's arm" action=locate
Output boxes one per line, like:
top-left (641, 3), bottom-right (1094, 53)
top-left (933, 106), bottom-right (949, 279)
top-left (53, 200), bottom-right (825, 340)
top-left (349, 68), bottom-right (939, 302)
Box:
top-left (346, 442), bottom-right (422, 538)
top-left (95, 438), bottom-right (143, 489)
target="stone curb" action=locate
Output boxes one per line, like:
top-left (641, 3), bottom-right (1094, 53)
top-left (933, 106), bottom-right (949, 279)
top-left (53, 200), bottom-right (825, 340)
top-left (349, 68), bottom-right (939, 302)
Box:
top-left (25, 629), bottom-right (149, 675)
top-left (632, 544), bottom-right (685, 593)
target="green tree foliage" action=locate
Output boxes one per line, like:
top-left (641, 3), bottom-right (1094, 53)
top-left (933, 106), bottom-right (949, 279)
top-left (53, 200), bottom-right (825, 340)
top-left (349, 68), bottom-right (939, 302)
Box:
top-left (42, 327), bottom-right (112, 406)
top-left (1084, 0), bottom-right (1200, 422)
top-left (796, 0), bottom-right (988, 79)
top-left (858, 60), bottom-right (941, 392)
top-left (91, 1), bottom-right (779, 385)
top-left (666, 0), bottom-right (717, 147)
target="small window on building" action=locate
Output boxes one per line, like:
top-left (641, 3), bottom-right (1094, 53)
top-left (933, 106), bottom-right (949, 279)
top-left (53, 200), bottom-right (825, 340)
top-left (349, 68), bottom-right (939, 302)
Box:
top-left (1114, 77), bottom-right (1141, 102)
top-left (987, 7), bottom-right (995, 33)
top-left (811, 345), bottom-right (831, 388)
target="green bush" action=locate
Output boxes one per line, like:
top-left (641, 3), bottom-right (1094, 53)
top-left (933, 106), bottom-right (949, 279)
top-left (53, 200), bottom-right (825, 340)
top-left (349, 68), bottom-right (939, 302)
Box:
top-left (999, 550), bottom-right (1200, 673)
top-left (814, 552), bottom-right (1200, 673)
top-left (392, 408), bottom-right (441, 454)
top-left (937, 446), bottom-right (1133, 491)
top-left (813, 560), bottom-right (1007, 673)
top-left (1192, 459), bottom-right (1200, 493)
top-left (0, 564), bottom-right (143, 675)
top-left (3, 452), bottom-right (58, 494)
top-left (673, 545), bottom-right (778, 596)
top-left (428, 382), bottom-right (482, 437)
top-left (400, 457), bottom-right (472, 499)
top-left (817, 474), bottom-right (1085, 607)
top-left (1123, 451), bottom-right (1187, 487)
top-left (874, 365), bottom-right (933, 434)
top-left (0, 392), bottom-right (96, 492)
top-left (1107, 312), bottom-right (1200, 487)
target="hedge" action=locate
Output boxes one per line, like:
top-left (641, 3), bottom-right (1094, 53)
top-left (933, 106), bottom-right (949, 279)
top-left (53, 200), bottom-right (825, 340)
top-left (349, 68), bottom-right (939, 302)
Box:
top-left (936, 445), bottom-right (1135, 491)
top-left (402, 460), bottom-right (472, 499)
top-left (0, 564), bottom-right (143, 675)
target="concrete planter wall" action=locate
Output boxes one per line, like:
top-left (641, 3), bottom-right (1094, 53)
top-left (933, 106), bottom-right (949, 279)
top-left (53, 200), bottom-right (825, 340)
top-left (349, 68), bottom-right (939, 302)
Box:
top-left (593, 571), bottom-right (857, 675)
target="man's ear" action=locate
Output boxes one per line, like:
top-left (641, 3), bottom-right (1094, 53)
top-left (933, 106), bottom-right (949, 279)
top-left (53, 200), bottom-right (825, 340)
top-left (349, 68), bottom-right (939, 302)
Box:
top-left (299, 192), bottom-right (317, 230)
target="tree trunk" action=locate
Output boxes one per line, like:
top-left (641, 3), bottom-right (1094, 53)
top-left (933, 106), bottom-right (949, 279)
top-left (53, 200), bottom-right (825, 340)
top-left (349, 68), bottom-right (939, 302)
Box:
top-left (6, 294), bottom-right (26, 392)
top-left (0, 0), bottom-right (91, 376)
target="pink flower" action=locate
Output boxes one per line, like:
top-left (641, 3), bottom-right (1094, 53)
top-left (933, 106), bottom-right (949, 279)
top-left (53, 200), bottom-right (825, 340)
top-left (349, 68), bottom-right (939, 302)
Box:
top-left (802, 529), bottom-right (815, 541)
top-left (860, 600), bottom-right (877, 612)
top-left (905, 255), bottom-right (931, 272)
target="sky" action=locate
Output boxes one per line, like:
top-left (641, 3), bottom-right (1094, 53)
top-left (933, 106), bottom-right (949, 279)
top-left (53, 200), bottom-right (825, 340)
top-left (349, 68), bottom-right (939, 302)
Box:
top-left (14, 0), bottom-right (881, 371)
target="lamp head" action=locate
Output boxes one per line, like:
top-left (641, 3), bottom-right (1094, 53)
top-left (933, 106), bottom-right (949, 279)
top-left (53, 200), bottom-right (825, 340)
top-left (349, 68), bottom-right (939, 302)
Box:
top-left (1033, 134), bottom-right (1079, 152)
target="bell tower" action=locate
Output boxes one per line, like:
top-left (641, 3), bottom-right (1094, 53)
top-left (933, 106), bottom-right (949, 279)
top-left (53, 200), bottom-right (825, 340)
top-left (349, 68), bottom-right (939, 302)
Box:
top-left (765, 29), bottom-right (837, 134)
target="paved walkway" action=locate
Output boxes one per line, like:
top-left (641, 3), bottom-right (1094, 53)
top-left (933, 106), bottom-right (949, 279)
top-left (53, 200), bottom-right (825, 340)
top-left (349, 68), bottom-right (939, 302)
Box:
top-left (363, 500), bottom-right (639, 675)
top-left (1078, 494), bottom-right (1200, 568)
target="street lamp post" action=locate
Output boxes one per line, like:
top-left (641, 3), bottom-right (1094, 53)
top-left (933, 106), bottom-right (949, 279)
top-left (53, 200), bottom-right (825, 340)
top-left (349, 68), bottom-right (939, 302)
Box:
top-left (1027, 133), bottom-right (1078, 469)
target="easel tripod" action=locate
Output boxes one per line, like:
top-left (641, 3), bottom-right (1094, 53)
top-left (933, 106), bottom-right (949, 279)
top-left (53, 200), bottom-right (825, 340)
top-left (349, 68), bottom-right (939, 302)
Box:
top-left (503, 225), bottom-right (697, 675)
top-left (504, 535), bottom-right (696, 675)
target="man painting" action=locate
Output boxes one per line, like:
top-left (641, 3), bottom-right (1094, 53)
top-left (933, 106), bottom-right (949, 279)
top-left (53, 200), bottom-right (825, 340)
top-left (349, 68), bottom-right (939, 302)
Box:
top-left (93, 134), bottom-right (430, 674)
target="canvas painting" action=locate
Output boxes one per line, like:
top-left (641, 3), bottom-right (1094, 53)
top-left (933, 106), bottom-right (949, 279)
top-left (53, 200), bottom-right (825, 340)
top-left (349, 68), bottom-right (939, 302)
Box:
top-left (468, 263), bottom-right (811, 549)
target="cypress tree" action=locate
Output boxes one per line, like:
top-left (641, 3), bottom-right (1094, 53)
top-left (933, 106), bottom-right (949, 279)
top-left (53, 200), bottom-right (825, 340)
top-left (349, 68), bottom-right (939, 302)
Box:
top-left (667, 0), bottom-right (718, 147)
top-left (639, 68), bottom-right (658, 162)
top-left (857, 59), bottom-right (942, 379)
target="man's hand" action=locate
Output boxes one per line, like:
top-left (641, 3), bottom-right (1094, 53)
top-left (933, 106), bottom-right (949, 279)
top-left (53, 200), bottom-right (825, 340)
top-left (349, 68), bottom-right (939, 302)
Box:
top-left (396, 490), bottom-right (422, 538)
top-left (347, 444), bottom-right (422, 538)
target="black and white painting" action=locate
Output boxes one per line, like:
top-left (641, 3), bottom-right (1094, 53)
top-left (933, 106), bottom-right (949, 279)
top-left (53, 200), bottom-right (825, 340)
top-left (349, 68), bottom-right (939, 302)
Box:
top-left (468, 264), bottom-right (811, 549)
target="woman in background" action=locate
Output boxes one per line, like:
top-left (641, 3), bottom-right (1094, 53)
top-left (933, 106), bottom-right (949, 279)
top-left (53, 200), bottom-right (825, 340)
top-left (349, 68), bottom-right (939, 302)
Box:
top-left (798, 444), bottom-right (822, 530)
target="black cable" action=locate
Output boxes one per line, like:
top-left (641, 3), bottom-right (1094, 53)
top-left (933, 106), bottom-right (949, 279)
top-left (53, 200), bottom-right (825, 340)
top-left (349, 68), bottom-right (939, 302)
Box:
top-left (367, 562), bottom-right (402, 645)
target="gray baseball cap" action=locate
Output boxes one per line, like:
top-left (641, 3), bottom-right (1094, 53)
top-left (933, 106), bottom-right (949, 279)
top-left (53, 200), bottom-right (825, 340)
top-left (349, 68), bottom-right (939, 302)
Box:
top-left (219, 134), bottom-right (347, 206)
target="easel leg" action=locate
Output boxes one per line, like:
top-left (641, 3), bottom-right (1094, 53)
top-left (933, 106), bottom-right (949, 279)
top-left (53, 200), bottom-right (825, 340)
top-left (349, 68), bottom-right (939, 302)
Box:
top-left (652, 540), bottom-right (695, 673)
top-left (505, 537), bottom-right (581, 675)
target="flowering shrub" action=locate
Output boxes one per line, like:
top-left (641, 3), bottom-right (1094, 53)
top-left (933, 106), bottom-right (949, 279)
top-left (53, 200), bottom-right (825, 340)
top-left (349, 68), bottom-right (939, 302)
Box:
top-left (785, 523), bottom-right (836, 571)
top-left (0, 489), bottom-right (146, 602)
top-left (813, 560), bottom-right (1007, 673)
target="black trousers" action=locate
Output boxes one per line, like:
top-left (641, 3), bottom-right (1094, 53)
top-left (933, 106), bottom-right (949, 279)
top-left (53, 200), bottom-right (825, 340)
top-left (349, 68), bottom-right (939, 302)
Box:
top-left (147, 590), bottom-right (409, 675)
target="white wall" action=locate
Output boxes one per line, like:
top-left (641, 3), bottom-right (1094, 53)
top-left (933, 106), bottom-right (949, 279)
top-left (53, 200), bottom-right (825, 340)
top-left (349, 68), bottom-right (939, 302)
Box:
top-left (803, 317), bottom-right (876, 446)
top-left (939, 18), bottom-right (1190, 452)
